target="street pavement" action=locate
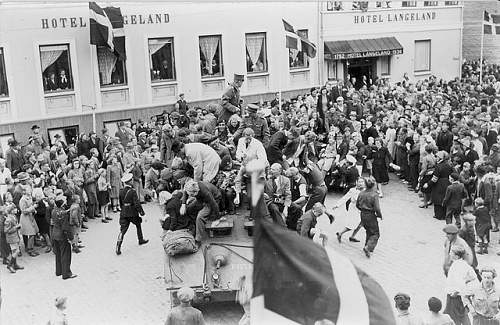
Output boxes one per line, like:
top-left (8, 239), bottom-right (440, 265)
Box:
top-left (1, 174), bottom-right (500, 324)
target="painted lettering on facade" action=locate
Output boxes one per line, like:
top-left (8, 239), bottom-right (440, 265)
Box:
top-left (325, 48), bottom-right (403, 60)
top-left (353, 11), bottom-right (436, 24)
top-left (41, 13), bottom-right (170, 29)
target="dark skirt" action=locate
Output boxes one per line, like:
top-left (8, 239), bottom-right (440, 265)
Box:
top-left (98, 190), bottom-right (110, 206)
top-left (0, 233), bottom-right (11, 258)
top-left (372, 162), bottom-right (389, 183)
top-left (476, 222), bottom-right (492, 238)
top-left (444, 294), bottom-right (470, 325)
top-left (35, 215), bottom-right (50, 235)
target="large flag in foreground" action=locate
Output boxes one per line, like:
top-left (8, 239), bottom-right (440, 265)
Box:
top-left (283, 19), bottom-right (317, 58)
top-left (89, 2), bottom-right (126, 60)
top-left (246, 159), bottom-right (396, 325)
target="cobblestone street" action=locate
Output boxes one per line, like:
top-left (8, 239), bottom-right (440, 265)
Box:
top-left (2, 175), bottom-right (500, 324)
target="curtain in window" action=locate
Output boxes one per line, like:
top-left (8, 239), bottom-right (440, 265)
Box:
top-left (98, 48), bottom-right (118, 85)
top-left (40, 49), bottom-right (64, 73)
top-left (148, 43), bottom-right (167, 56)
top-left (290, 49), bottom-right (299, 63)
top-left (246, 34), bottom-right (264, 70)
top-left (414, 41), bottom-right (430, 71)
top-left (199, 36), bottom-right (219, 75)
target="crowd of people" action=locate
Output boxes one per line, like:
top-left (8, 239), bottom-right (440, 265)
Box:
top-left (1, 59), bottom-right (500, 323)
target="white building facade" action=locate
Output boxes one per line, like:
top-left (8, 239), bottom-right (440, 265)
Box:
top-left (0, 1), bottom-right (463, 147)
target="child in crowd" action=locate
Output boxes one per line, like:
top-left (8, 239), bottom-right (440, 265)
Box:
top-left (69, 195), bottom-right (82, 254)
top-left (473, 197), bottom-right (491, 254)
top-left (47, 296), bottom-right (69, 325)
top-left (442, 172), bottom-right (467, 228)
top-left (317, 134), bottom-right (339, 175)
top-left (423, 297), bottom-right (453, 325)
top-left (97, 168), bottom-right (110, 221)
top-left (459, 162), bottom-right (474, 209)
top-left (3, 205), bottom-right (23, 273)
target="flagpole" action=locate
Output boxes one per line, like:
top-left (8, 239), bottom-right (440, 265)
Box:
top-left (480, 12), bottom-right (485, 84)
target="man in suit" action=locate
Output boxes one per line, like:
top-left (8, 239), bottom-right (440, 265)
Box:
top-left (442, 173), bottom-right (468, 227)
top-left (5, 139), bottom-right (24, 176)
top-left (115, 121), bottom-right (130, 147)
top-left (220, 74), bottom-right (244, 123)
top-left (476, 166), bottom-right (493, 211)
top-left (174, 93), bottom-right (189, 115)
top-left (115, 173), bottom-right (148, 255)
top-left (45, 72), bottom-right (59, 91)
top-left (58, 69), bottom-right (71, 90)
top-left (159, 59), bottom-right (172, 80)
top-left (264, 163), bottom-right (291, 227)
top-left (485, 123), bottom-right (498, 152)
top-left (436, 121), bottom-right (453, 153)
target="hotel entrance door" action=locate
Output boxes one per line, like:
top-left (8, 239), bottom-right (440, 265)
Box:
top-left (346, 57), bottom-right (377, 89)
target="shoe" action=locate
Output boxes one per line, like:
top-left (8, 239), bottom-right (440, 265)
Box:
top-left (378, 193), bottom-right (383, 198)
top-left (116, 241), bottom-right (122, 255)
top-left (102, 219), bottom-right (109, 223)
top-left (419, 203), bottom-right (428, 208)
top-left (492, 228), bottom-right (499, 233)
top-left (81, 224), bottom-right (89, 229)
top-left (81, 229), bottom-right (87, 232)
top-left (336, 232), bottom-right (342, 243)
top-left (96, 214), bottom-right (103, 218)
top-left (45, 247), bottom-right (52, 253)
top-left (349, 237), bottom-right (360, 243)
top-left (13, 258), bottom-right (24, 270)
top-left (138, 239), bottom-right (149, 245)
top-left (117, 207), bottom-right (121, 212)
top-left (63, 274), bottom-right (78, 280)
top-left (363, 247), bottom-right (371, 258)
top-left (105, 216), bottom-right (113, 221)
top-left (113, 207), bottom-right (118, 213)
top-left (28, 251), bottom-right (39, 257)
top-left (88, 215), bottom-right (96, 219)
top-left (7, 264), bottom-right (16, 273)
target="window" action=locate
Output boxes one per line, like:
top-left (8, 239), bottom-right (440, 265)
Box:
top-left (289, 29), bottom-right (310, 70)
top-left (327, 61), bottom-right (337, 80)
top-left (245, 33), bottom-right (268, 74)
top-left (414, 40), bottom-right (431, 72)
top-left (199, 35), bottom-right (223, 78)
top-left (353, 1), bottom-right (369, 10)
top-left (103, 119), bottom-right (132, 139)
top-left (424, 1), bottom-right (438, 6)
top-left (47, 125), bottom-right (78, 146)
top-left (39, 44), bottom-right (73, 93)
top-left (0, 133), bottom-right (14, 157)
top-left (445, 1), bottom-right (458, 4)
top-left (380, 56), bottom-right (391, 75)
top-left (97, 46), bottom-right (127, 87)
top-left (376, 1), bottom-right (392, 8)
top-left (148, 38), bottom-right (176, 82)
top-left (0, 48), bottom-right (8, 97)
top-left (402, 1), bottom-right (417, 6)
top-left (326, 1), bottom-right (343, 10)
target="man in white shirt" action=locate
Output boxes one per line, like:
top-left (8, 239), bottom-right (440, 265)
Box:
top-left (236, 128), bottom-right (268, 167)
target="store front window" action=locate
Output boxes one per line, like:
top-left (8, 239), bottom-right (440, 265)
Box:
top-left (199, 35), bottom-right (223, 78)
top-left (380, 56), bottom-right (391, 76)
top-left (40, 44), bottom-right (73, 92)
top-left (414, 40), bottom-right (431, 72)
top-left (245, 33), bottom-right (268, 73)
top-left (48, 125), bottom-right (78, 146)
top-left (0, 48), bottom-right (8, 97)
top-left (97, 46), bottom-right (127, 87)
top-left (149, 38), bottom-right (176, 82)
top-left (289, 30), bottom-right (310, 70)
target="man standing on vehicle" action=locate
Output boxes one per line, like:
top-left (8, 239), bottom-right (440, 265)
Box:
top-left (115, 173), bottom-right (149, 255)
top-left (220, 73), bottom-right (244, 123)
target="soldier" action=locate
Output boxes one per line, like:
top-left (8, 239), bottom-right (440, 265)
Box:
top-left (115, 173), bottom-right (149, 255)
top-left (220, 73), bottom-right (245, 123)
top-left (234, 103), bottom-right (270, 147)
top-left (356, 176), bottom-right (383, 258)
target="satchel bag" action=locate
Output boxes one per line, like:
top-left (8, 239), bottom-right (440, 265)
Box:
top-left (162, 229), bottom-right (198, 256)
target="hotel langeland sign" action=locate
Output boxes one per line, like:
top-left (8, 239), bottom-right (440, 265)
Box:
top-left (41, 13), bottom-right (170, 29)
top-left (353, 10), bottom-right (437, 24)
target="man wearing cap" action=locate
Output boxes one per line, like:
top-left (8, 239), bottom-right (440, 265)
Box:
top-left (164, 286), bottom-right (205, 325)
top-left (443, 224), bottom-right (474, 277)
top-left (234, 103), bottom-right (270, 146)
top-left (220, 73), bottom-right (244, 123)
top-left (115, 173), bottom-right (148, 255)
top-left (5, 139), bottom-right (24, 176)
top-left (174, 93), bottom-right (189, 115)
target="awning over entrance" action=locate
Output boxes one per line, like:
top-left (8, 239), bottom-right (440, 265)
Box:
top-left (324, 37), bottom-right (403, 60)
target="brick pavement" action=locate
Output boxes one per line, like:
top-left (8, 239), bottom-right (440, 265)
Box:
top-left (1, 175), bottom-right (500, 324)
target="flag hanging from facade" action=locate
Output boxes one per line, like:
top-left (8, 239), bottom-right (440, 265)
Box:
top-left (89, 2), bottom-right (126, 60)
top-left (283, 19), bottom-right (317, 58)
top-left (483, 10), bottom-right (500, 35)
top-left (247, 160), bottom-right (396, 325)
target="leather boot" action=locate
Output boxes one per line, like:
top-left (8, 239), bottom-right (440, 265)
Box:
top-left (484, 243), bottom-right (489, 254)
top-left (116, 232), bottom-right (124, 255)
top-left (6, 258), bottom-right (16, 273)
top-left (137, 225), bottom-right (149, 245)
top-left (13, 258), bottom-right (24, 270)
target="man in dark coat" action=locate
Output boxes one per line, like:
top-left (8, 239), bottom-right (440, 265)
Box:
top-left (219, 74), bottom-right (244, 123)
top-left (116, 173), bottom-right (148, 255)
top-left (52, 195), bottom-right (77, 280)
top-left (266, 130), bottom-right (288, 168)
top-left (442, 173), bottom-right (468, 227)
top-left (5, 139), bottom-right (24, 176)
top-left (234, 104), bottom-right (270, 146)
top-left (436, 121), bottom-right (453, 153)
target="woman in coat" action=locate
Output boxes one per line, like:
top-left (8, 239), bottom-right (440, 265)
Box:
top-left (83, 165), bottom-right (99, 221)
top-left (316, 87), bottom-right (331, 133)
top-left (371, 138), bottom-right (391, 198)
top-left (19, 187), bottom-right (39, 257)
top-left (107, 155), bottom-right (123, 213)
top-left (428, 151), bottom-right (453, 220)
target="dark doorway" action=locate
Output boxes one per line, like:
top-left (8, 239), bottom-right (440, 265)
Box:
top-left (346, 57), bottom-right (376, 89)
